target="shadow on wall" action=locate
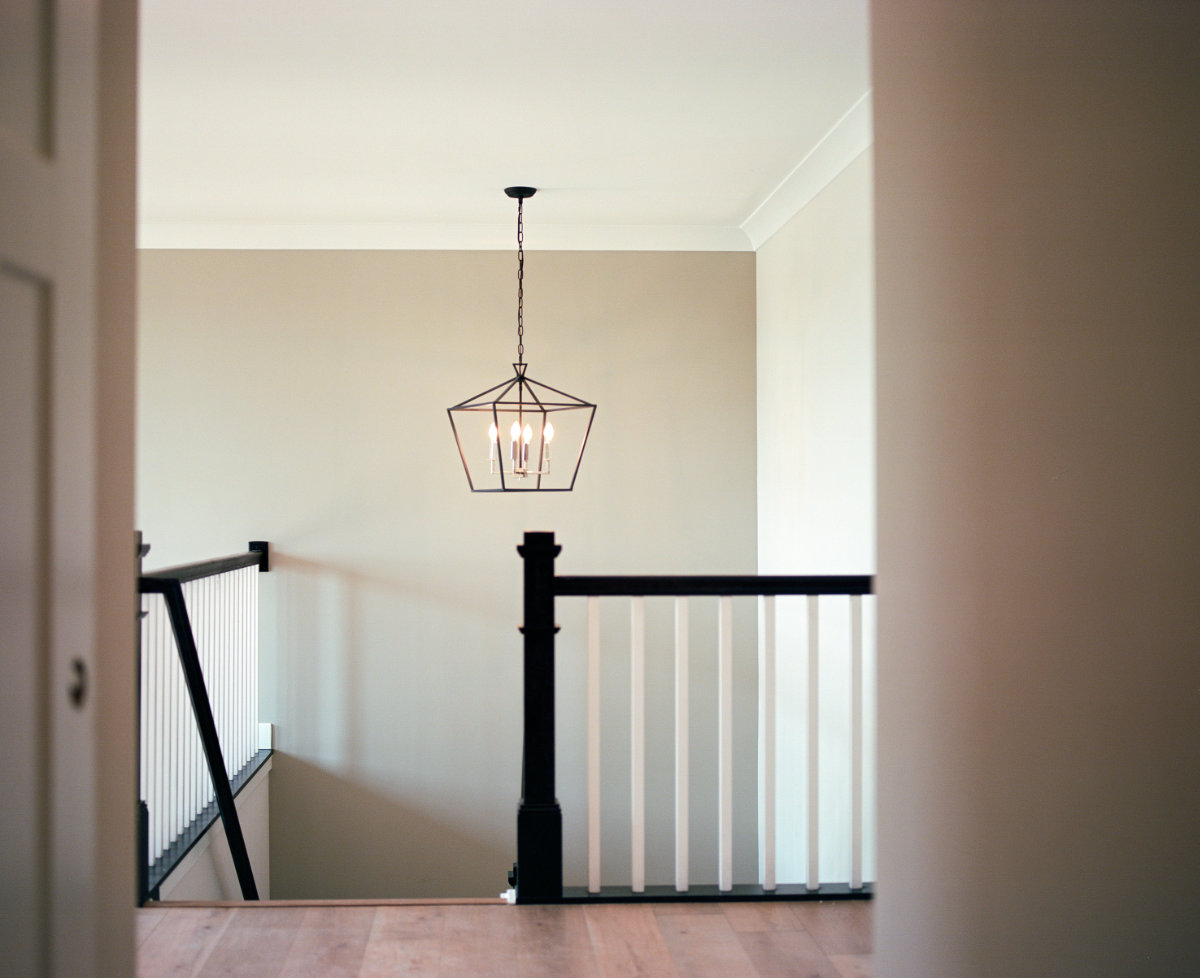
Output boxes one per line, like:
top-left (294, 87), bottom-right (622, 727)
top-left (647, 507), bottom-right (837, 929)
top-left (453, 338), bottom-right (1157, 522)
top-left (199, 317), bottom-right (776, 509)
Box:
top-left (260, 550), bottom-right (523, 898)
top-left (269, 753), bottom-right (508, 899)
top-left (264, 551), bottom-right (516, 767)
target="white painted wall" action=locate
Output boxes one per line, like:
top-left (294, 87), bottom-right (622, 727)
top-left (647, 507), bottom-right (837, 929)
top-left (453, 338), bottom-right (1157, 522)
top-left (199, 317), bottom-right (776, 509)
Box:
top-left (157, 760), bottom-right (272, 901)
top-left (873, 1), bottom-right (1200, 973)
top-left (137, 249), bottom-right (758, 897)
top-left (756, 151), bottom-right (874, 576)
top-left (755, 152), bottom-right (877, 883)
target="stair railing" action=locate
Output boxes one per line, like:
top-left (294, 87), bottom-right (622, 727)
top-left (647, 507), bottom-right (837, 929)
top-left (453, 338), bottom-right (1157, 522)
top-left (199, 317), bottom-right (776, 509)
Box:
top-left (514, 531), bottom-right (874, 904)
top-left (137, 538), bottom-right (270, 902)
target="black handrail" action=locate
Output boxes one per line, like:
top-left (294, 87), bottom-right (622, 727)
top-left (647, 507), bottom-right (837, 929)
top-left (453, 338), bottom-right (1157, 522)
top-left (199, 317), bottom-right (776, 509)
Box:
top-left (514, 531), bottom-right (875, 905)
top-left (555, 575), bottom-right (873, 597)
top-left (137, 540), bottom-right (270, 902)
top-left (141, 540), bottom-right (269, 583)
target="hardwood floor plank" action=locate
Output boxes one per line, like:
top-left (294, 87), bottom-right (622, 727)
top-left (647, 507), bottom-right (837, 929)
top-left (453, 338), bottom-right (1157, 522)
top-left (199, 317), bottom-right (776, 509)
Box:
top-left (584, 904), bottom-right (681, 977)
top-left (358, 906), bottom-right (445, 977)
top-left (193, 907), bottom-right (307, 977)
top-left (516, 905), bottom-right (599, 978)
top-left (136, 906), bottom-right (170, 948)
top-left (136, 907), bottom-right (234, 978)
top-left (790, 901), bottom-right (872, 956)
top-left (830, 953), bottom-right (874, 978)
top-left (650, 902), bottom-right (723, 916)
top-left (721, 901), bottom-right (806, 933)
top-left (277, 906), bottom-right (373, 977)
top-left (737, 930), bottom-right (843, 978)
top-left (440, 904), bottom-right (519, 977)
top-left (656, 911), bottom-right (760, 977)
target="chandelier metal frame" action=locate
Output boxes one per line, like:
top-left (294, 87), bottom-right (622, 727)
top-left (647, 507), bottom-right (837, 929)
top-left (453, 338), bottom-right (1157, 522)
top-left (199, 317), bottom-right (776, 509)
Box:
top-left (447, 187), bottom-right (596, 493)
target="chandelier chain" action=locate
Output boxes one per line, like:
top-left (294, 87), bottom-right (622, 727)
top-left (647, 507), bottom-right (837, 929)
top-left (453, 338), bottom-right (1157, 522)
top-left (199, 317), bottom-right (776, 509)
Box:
top-left (516, 197), bottom-right (525, 365)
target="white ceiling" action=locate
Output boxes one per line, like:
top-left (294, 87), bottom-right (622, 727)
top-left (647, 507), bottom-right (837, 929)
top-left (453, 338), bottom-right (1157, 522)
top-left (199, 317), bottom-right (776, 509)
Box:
top-left (138, 0), bottom-right (871, 251)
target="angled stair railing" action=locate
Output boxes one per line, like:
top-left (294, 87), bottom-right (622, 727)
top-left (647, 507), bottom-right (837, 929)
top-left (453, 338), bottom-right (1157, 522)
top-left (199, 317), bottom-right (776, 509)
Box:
top-left (513, 531), bottom-right (875, 904)
top-left (137, 538), bottom-right (271, 903)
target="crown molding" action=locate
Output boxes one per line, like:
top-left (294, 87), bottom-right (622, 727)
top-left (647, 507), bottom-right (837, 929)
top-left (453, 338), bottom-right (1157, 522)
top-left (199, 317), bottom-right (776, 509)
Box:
top-left (741, 91), bottom-right (873, 251)
top-left (137, 95), bottom-right (871, 254)
top-left (137, 221), bottom-right (754, 252)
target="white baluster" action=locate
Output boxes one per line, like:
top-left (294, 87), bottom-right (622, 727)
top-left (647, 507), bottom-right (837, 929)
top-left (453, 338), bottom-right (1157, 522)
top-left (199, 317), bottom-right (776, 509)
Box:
top-left (630, 597), bottom-right (646, 893)
top-left (174, 600), bottom-right (186, 848)
top-left (149, 597), bottom-right (162, 860)
top-left (245, 566), bottom-right (254, 771)
top-left (759, 595), bottom-right (776, 891)
top-left (587, 596), bottom-right (601, 893)
top-left (850, 594), bottom-right (864, 890)
top-left (250, 567), bottom-right (260, 769)
top-left (718, 596), bottom-right (733, 892)
top-left (807, 594), bottom-right (820, 891)
top-left (674, 597), bottom-right (689, 892)
top-left (158, 596), bottom-right (169, 861)
top-left (235, 570), bottom-right (244, 771)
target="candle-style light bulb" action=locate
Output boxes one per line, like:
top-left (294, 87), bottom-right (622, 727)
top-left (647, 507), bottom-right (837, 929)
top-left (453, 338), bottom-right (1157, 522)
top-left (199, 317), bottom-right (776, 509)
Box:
top-left (488, 422), bottom-right (499, 444)
top-left (514, 422), bottom-right (529, 470)
top-left (521, 424), bottom-right (533, 469)
top-left (509, 420), bottom-right (521, 467)
top-left (542, 419), bottom-right (554, 473)
top-left (488, 421), bottom-right (499, 471)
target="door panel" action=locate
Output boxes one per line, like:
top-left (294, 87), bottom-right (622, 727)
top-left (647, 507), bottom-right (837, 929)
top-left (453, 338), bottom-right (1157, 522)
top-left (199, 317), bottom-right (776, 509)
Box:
top-left (0, 0), bottom-right (51, 152)
top-left (1, 6), bottom-right (56, 971)
top-left (0, 268), bottom-right (51, 978)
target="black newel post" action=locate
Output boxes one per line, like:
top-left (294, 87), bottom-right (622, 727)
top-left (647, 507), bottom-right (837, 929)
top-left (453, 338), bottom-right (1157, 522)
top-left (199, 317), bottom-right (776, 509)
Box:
top-left (137, 801), bottom-right (150, 904)
top-left (515, 531), bottom-right (563, 903)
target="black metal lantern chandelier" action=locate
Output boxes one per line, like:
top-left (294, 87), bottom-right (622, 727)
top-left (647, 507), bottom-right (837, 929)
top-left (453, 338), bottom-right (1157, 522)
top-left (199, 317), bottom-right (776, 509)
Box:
top-left (448, 187), bottom-right (596, 492)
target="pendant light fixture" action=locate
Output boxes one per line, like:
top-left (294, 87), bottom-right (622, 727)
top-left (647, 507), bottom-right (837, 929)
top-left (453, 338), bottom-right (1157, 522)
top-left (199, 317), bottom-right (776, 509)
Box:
top-left (448, 187), bottom-right (596, 492)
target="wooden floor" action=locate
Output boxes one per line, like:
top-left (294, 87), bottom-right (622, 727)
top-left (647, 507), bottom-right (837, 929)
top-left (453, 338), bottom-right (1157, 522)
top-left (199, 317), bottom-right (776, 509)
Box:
top-left (137, 899), bottom-right (872, 977)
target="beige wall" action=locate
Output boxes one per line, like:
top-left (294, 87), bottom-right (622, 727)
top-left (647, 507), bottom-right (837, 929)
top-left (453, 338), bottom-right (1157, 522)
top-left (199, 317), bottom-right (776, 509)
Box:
top-left (873, 1), bottom-right (1200, 974)
top-left (137, 249), bottom-right (758, 897)
top-left (157, 762), bottom-right (272, 901)
top-left (756, 150), bottom-right (876, 883)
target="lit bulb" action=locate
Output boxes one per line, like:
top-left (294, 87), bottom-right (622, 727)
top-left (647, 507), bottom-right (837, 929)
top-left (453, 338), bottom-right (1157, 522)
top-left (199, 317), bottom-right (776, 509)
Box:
top-left (487, 421), bottom-right (499, 471)
top-left (509, 421), bottom-right (521, 442)
top-left (543, 420), bottom-right (555, 443)
top-left (523, 423), bottom-right (533, 444)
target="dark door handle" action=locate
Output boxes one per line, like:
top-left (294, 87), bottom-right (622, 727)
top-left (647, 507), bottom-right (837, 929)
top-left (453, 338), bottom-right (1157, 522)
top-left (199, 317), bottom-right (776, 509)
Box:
top-left (68, 658), bottom-right (88, 708)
